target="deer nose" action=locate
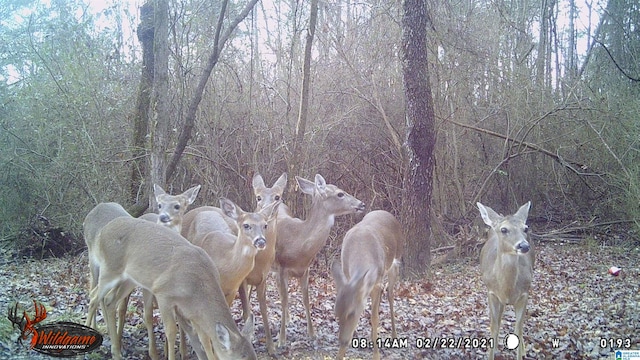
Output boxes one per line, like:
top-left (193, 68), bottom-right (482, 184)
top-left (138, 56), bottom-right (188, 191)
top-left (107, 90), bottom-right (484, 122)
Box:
top-left (159, 214), bottom-right (171, 223)
top-left (516, 241), bottom-right (530, 253)
top-left (254, 237), bottom-right (266, 250)
top-left (355, 202), bottom-right (366, 212)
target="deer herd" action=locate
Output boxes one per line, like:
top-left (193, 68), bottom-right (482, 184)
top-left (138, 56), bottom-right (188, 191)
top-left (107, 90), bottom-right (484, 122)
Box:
top-left (83, 172), bottom-right (534, 360)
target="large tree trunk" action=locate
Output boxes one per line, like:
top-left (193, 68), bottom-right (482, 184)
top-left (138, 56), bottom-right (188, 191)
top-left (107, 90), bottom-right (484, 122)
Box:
top-left (287, 0), bottom-right (319, 215)
top-left (128, 2), bottom-right (154, 216)
top-left (401, 0), bottom-right (436, 272)
top-left (149, 0), bottom-right (169, 207)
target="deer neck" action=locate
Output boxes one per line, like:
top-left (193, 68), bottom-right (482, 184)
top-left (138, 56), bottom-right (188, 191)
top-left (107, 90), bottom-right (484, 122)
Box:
top-left (302, 200), bottom-right (335, 245)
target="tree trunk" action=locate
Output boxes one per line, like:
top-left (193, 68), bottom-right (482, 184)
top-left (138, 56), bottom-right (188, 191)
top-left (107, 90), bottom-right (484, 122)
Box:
top-left (287, 0), bottom-right (318, 215)
top-left (149, 0), bottom-right (169, 207)
top-left (401, 0), bottom-right (436, 273)
top-left (128, 2), bottom-right (154, 216)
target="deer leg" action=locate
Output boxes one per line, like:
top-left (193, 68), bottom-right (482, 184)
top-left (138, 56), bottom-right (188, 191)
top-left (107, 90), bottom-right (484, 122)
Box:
top-left (301, 268), bottom-right (315, 339)
top-left (371, 284), bottom-right (383, 360)
top-left (157, 298), bottom-right (177, 360)
top-left (277, 269), bottom-right (289, 348)
top-left (257, 280), bottom-right (276, 355)
top-left (387, 262), bottom-right (399, 338)
top-left (101, 283), bottom-right (126, 360)
top-left (140, 289), bottom-right (160, 360)
top-left (487, 292), bottom-right (504, 360)
top-left (239, 280), bottom-right (251, 321)
top-left (514, 292), bottom-right (529, 359)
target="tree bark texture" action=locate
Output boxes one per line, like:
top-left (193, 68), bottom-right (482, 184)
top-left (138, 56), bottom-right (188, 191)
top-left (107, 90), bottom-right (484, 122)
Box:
top-left (287, 0), bottom-right (319, 215)
top-left (149, 0), bottom-right (169, 204)
top-left (129, 2), bottom-right (154, 215)
top-left (401, 0), bottom-right (436, 272)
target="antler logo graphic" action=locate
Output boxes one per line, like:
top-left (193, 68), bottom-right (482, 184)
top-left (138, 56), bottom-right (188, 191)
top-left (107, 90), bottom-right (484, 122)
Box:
top-left (7, 300), bottom-right (103, 357)
top-left (7, 300), bottom-right (48, 349)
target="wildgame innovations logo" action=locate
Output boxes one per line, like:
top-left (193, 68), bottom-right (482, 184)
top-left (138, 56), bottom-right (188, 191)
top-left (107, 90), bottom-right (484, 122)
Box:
top-left (7, 300), bottom-right (102, 357)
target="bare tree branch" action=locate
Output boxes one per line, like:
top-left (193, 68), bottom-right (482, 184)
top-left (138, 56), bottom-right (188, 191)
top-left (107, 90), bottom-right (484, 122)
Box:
top-left (165, 0), bottom-right (260, 183)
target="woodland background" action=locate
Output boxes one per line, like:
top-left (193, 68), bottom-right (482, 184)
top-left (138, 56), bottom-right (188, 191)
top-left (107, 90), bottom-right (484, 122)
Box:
top-left (1, 0), bottom-right (639, 271)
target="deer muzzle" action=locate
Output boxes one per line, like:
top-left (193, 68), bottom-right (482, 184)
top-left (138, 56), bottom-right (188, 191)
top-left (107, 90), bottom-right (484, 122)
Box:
top-left (516, 240), bottom-right (530, 254)
top-left (159, 214), bottom-right (172, 224)
top-left (253, 237), bottom-right (266, 250)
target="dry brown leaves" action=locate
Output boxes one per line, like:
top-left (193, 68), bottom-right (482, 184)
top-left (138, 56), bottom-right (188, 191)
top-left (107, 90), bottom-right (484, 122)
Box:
top-left (0, 243), bottom-right (638, 359)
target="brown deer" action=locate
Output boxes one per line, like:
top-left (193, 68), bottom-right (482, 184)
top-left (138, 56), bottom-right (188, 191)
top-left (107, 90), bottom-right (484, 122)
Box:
top-left (332, 210), bottom-right (403, 360)
top-left (184, 197), bottom-right (278, 306)
top-left (140, 184), bottom-right (200, 233)
top-left (85, 202), bottom-right (207, 360)
top-left (478, 201), bottom-right (534, 360)
top-left (274, 174), bottom-right (365, 348)
top-left (237, 172), bottom-right (287, 355)
top-left (86, 217), bottom-right (257, 360)
top-left (138, 184), bottom-right (201, 359)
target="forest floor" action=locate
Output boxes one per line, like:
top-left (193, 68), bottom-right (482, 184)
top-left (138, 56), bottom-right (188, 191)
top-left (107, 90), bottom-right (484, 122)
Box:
top-left (0, 240), bottom-right (638, 359)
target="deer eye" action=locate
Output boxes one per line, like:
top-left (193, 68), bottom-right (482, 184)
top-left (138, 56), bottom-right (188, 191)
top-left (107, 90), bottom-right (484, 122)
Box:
top-left (158, 204), bottom-right (163, 209)
top-left (501, 227), bottom-right (508, 234)
top-left (337, 192), bottom-right (345, 198)
top-left (275, 195), bottom-right (281, 201)
top-left (263, 224), bottom-right (268, 230)
top-left (256, 196), bottom-right (262, 202)
top-left (243, 224), bottom-right (251, 230)
top-left (174, 204), bottom-right (180, 210)
top-left (524, 226), bottom-right (529, 233)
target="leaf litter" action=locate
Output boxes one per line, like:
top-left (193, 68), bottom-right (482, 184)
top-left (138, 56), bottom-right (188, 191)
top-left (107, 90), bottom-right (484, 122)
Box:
top-left (0, 243), bottom-right (637, 359)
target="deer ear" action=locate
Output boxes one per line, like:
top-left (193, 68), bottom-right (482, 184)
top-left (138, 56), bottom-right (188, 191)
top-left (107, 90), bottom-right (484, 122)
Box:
top-left (314, 174), bottom-right (327, 195)
top-left (252, 173), bottom-right (265, 190)
top-left (184, 185), bottom-right (201, 205)
top-left (274, 172), bottom-right (288, 189)
top-left (477, 202), bottom-right (501, 227)
top-left (296, 176), bottom-right (316, 195)
top-left (153, 184), bottom-right (167, 197)
top-left (220, 198), bottom-right (241, 220)
top-left (514, 201), bottom-right (531, 222)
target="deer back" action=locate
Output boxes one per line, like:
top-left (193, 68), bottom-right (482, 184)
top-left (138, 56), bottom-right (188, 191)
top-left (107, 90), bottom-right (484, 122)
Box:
top-left (333, 210), bottom-right (403, 345)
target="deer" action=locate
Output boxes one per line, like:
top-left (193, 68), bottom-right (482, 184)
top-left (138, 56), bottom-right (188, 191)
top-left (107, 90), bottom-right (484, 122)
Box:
top-left (236, 172), bottom-right (287, 355)
top-left (86, 217), bottom-right (257, 360)
top-left (332, 210), bottom-right (403, 360)
top-left (137, 184), bottom-right (201, 359)
top-left (477, 201), bottom-right (534, 360)
top-left (84, 202), bottom-right (133, 339)
top-left (140, 184), bottom-right (201, 233)
top-left (274, 174), bottom-right (365, 348)
top-left (84, 203), bottom-right (182, 360)
top-left (184, 197), bottom-right (278, 307)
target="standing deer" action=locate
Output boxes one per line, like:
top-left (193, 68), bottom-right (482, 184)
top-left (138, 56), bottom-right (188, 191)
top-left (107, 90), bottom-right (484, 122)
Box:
top-left (332, 210), bottom-right (403, 360)
top-left (85, 202), bottom-right (206, 360)
top-left (140, 184), bottom-right (201, 233)
top-left (274, 174), bottom-right (365, 348)
top-left (138, 184), bottom-right (201, 359)
top-left (184, 197), bottom-right (278, 306)
top-left (87, 217), bottom-right (257, 360)
top-left (478, 201), bottom-right (534, 360)
top-left (238, 172), bottom-right (287, 355)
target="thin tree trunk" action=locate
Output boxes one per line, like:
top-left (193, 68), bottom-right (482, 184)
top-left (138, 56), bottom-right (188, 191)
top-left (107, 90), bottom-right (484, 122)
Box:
top-left (165, 0), bottom-right (259, 184)
top-left (287, 0), bottom-right (318, 215)
top-left (129, 2), bottom-right (154, 216)
top-left (401, 0), bottom-right (436, 273)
